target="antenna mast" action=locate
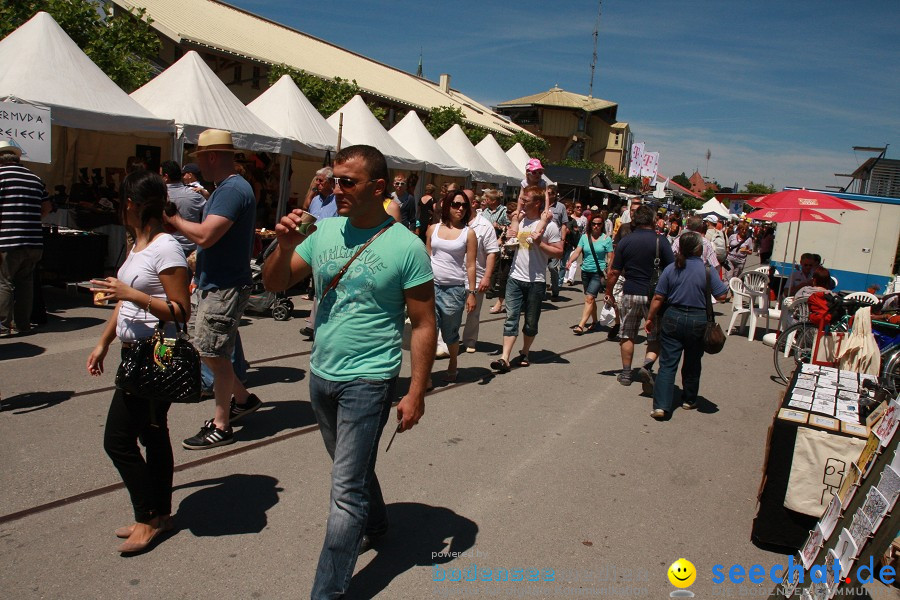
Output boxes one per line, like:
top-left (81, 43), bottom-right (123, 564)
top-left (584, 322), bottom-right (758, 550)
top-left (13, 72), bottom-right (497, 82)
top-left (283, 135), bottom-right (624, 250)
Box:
top-left (588, 0), bottom-right (601, 97)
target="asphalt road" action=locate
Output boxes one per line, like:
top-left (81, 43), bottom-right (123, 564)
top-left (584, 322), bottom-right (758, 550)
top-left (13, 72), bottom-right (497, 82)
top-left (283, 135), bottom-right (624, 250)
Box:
top-left (1, 259), bottom-right (891, 599)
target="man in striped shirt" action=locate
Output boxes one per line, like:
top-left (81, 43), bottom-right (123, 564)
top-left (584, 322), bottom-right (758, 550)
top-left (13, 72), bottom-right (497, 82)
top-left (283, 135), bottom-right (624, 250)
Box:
top-left (0, 141), bottom-right (50, 336)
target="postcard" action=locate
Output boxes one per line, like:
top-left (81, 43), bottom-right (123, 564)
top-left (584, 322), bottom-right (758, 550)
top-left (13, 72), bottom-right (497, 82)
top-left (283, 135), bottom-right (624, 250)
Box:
top-left (835, 528), bottom-right (858, 577)
top-left (861, 487), bottom-right (889, 530)
top-left (825, 550), bottom-right (840, 597)
top-left (788, 398), bottom-right (813, 410)
top-left (874, 399), bottom-right (900, 446)
top-left (848, 510), bottom-right (873, 549)
top-left (835, 410), bottom-right (860, 425)
top-left (801, 363), bottom-right (821, 374)
top-left (841, 422), bottom-right (869, 438)
top-left (877, 465), bottom-right (900, 508)
top-left (809, 415), bottom-right (839, 431)
top-left (800, 525), bottom-right (825, 570)
top-left (779, 408), bottom-right (809, 424)
top-left (837, 391), bottom-right (860, 403)
top-left (793, 387), bottom-right (815, 398)
top-left (782, 563), bottom-right (802, 597)
top-left (838, 462), bottom-right (862, 505)
top-left (819, 493), bottom-right (842, 540)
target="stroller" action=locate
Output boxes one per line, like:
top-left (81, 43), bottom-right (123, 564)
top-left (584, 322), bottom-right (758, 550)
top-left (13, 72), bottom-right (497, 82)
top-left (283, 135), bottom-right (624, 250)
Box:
top-left (245, 240), bottom-right (294, 321)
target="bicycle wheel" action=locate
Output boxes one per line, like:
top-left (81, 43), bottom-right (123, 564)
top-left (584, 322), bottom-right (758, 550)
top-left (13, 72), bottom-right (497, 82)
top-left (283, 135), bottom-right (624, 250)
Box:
top-left (774, 322), bottom-right (817, 384)
top-left (882, 349), bottom-right (900, 394)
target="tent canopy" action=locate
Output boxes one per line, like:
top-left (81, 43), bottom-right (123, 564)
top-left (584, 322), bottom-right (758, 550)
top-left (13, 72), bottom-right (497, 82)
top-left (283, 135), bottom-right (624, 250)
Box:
top-left (247, 75), bottom-right (337, 157)
top-left (0, 12), bottom-right (172, 134)
top-left (326, 95), bottom-right (422, 171)
top-left (698, 197), bottom-right (730, 218)
top-left (505, 142), bottom-right (554, 185)
top-left (131, 51), bottom-right (285, 153)
top-left (388, 112), bottom-right (467, 177)
top-left (437, 125), bottom-right (504, 184)
top-left (475, 135), bottom-right (521, 186)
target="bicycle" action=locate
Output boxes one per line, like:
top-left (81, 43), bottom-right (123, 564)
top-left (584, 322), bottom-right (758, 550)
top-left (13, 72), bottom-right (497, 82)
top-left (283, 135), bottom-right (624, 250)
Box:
top-left (773, 295), bottom-right (900, 391)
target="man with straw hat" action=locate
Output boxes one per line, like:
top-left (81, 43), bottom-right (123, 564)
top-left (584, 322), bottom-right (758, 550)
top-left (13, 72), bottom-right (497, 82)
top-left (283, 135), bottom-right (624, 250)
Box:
top-left (163, 129), bottom-right (262, 449)
top-left (0, 140), bottom-right (51, 337)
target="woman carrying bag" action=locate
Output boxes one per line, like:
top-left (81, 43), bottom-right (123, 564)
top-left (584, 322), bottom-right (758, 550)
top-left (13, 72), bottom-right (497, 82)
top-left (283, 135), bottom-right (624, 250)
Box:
top-left (87, 171), bottom-right (191, 554)
top-left (565, 216), bottom-right (613, 335)
top-left (645, 232), bottom-right (729, 421)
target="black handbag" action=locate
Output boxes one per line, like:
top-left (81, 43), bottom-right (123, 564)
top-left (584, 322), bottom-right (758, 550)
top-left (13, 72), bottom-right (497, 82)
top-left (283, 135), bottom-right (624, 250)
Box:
top-left (703, 266), bottom-right (727, 354)
top-left (115, 300), bottom-right (201, 404)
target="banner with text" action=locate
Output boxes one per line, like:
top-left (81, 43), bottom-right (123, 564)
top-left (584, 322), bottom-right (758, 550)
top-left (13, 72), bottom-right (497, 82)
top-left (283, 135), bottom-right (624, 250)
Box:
top-left (0, 102), bottom-right (51, 164)
top-left (640, 151), bottom-right (659, 181)
top-left (627, 142), bottom-right (644, 178)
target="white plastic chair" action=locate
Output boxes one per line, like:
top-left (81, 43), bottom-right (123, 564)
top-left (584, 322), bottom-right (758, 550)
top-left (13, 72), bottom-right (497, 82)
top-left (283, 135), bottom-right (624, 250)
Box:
top-left (727, 277), bottom-right (751, 336)
top-left (741, 271), bottom-right (774, 341)
top-left (831, 276), bottom-right (839, 289)
top-left (754, 265), bottom-right (779, 275)
top-left (844, 291), bottom-right (879, 306)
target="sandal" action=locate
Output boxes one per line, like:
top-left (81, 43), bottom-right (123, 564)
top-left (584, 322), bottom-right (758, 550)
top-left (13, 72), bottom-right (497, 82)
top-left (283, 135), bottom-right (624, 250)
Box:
top-left (573, 325), bottom-right (586, 336)
top-left (517, 351), bottom-right (530, 367)
top-left (443, 370), bottom-right (458, 383)
top-left (489, 305), bottom-right (506, 314)
top-left (490, 359), bottom-right (510, 373)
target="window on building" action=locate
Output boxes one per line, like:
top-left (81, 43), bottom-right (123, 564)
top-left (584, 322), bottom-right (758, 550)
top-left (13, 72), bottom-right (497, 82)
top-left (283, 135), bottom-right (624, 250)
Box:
top-left (614, 133), bottom-right (621, 146)
top-left (577, 114), bottom-right (586, 132)
top-left (252, 66), bottom-right (261, 89)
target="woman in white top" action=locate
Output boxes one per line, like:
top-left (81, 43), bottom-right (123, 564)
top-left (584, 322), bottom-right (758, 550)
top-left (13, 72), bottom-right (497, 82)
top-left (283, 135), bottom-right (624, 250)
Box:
top-left (87, 171), bottom-right (190, 555)
top-left (426, 190), bottom-right (477, 381)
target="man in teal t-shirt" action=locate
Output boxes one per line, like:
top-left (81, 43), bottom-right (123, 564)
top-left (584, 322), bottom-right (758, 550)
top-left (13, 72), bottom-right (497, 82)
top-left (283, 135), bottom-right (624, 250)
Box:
top-left (262, 145), bottom-right (436, 600)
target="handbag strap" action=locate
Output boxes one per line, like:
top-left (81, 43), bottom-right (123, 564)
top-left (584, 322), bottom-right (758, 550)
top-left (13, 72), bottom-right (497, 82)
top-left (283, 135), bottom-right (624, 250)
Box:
top-left (705, 266), bottom-right (715, 323)
top-left (654, 235), bottom-right (660, 268)
top-left (153, 299), bottom-right (188, 335)
top-left (322, 220), bottom-right (394, 296)
top-left (586, 233), bottom-right (603, 272)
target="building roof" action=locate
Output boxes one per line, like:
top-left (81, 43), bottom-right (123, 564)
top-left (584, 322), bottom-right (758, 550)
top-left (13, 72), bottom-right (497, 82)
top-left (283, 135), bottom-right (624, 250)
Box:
top-left (111, 0), bottom-right (530, 137)
top-left (496, 86), bottom-right (617, 113)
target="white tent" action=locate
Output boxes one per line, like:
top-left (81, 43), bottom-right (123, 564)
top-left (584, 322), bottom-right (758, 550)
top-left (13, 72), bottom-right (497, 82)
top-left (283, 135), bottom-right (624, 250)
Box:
top-left (475, 134), bottom-right (522, 186)
top-left (437, 125), bottom-right (504, 184)
top-left (131, 51), bottom-right (285, 154)
top-left (388, 112), bottom-right (468, 177)
top-left (326, 95), bottom-right (422, 170)
top-left (247, 75), bottom-right (337, 157)
top-left (0, 12), bottom-right (173, 135)
top-left (505, 143), bottom-right (531, 179)
top-left (698, 197), bottom-right (730, 218)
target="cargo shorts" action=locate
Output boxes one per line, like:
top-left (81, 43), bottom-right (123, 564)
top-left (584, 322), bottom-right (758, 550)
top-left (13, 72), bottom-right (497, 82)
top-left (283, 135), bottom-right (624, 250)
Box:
top-left (189, 286), bottom-right (252, 358)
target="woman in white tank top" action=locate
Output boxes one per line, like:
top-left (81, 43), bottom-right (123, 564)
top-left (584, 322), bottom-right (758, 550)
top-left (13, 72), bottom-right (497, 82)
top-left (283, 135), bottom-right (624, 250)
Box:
top-left (426, 190), bottom-right (477, 381)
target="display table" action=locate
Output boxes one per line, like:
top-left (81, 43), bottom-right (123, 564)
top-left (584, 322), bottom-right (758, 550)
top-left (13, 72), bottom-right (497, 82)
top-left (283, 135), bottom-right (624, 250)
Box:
top-left (752, 367), bottom-right (872, 551)
top-left (40, 228), bottom-right (108, 284)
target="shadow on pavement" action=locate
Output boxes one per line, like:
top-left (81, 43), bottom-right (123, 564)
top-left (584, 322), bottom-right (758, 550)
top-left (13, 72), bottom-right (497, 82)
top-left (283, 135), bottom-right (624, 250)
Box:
top-left (234, 400), bottom-right (317, 441)
top-left (40, 315), bottom-right (107, 333)
top-left (2, 390), bottom-right (73, 414)
top-left (346, 502), bottom-right (479, 599)
top-left (0, 341), bottom-right (45, 360)
top-left (174, 473), bottom-right (282, 537)
top-left (244, 365), bottom-right (306, 388)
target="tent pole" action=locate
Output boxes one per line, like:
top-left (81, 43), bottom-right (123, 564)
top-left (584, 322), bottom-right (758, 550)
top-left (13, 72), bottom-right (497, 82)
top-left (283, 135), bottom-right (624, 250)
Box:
top-left (275, 154), bottom-right (291, 221)
top-left (336, 113), bottom-right (344, 153)
top-left (777, 220), bottom-right (792, 298)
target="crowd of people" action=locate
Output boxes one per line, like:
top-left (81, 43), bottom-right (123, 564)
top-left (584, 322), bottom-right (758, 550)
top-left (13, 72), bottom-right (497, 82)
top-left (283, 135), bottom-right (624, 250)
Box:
top-left (1, 130), bottom-right (799, 598)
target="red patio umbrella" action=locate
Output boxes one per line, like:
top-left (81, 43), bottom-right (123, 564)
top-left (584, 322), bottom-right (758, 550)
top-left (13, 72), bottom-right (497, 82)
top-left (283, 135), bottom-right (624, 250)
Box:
top-left (750, 207), bottom-right (841, 224)
top-left (748, 189), bottom-right (864, 211)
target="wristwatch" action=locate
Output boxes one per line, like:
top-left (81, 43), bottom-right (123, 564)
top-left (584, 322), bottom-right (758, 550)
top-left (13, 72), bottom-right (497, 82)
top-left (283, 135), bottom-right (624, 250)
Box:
top-left (466, 290), bottom-right (477, 296)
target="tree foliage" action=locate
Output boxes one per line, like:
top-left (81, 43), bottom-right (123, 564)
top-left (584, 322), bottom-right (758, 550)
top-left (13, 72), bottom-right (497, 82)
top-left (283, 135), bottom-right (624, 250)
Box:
top-left (0, 0), bottom-right (160, 93)
top-left (424, 106), bottom-right (466, 138)
top-left (743, 181), bottom-right (776, 194)
top-left (269, 63), bottom-right (369, 119)
top-left (701, 189), bottom-right (718, 200)
top-left (495, 130), bottom-right (548, 159)
top-left (680, 198), bottom-right (704, 211)
top-left (672, 172), bottom-right (691, 189)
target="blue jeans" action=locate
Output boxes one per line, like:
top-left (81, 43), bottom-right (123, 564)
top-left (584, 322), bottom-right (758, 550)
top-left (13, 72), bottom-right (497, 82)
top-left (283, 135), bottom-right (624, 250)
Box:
top-left (434, 283), bottom-right (466, 345)
top-left (309, 374), bottom-right (395, 599)
top-left (503, 278), bottom-right (544, 337)
top-left (653, 306), bottom-right (708, 413)
top-left (548, 257), bottom-right (561, 296)
top-left (200, 331), bottom-right (248, 391)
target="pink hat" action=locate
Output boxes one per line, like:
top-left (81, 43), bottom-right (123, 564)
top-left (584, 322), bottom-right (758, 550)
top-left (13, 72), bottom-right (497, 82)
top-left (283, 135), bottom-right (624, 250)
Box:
top-left (525, 158), bottom-right (544, 172)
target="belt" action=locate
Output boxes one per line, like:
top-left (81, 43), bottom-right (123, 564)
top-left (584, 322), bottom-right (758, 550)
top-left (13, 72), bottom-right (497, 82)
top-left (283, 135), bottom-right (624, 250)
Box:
top-left (667, 304), bottom-right (705, 311)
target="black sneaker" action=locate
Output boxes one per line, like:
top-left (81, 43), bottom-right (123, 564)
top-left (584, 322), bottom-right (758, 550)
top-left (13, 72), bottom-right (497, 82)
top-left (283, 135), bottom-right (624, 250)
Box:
top-left (182, 419), bottom-right (234, 450)
top-left (607, 323), bottom-right (620, 341)
top-left (229, 394), bottom-right (262, 423)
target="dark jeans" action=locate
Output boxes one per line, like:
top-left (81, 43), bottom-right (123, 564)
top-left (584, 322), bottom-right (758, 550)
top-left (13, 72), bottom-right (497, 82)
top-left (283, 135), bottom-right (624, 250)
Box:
top-left (309, 374), bottom-right (395, 599)
top-left (503, 278), bottom-right (544, 337)
top-left (103, 370), bottom-right (174, 523)
top-left (0, 247), bottom-right (42, 331)
top-left (491, 255), bottom-right (513, 300)
top-left (652, 306), bottom-right (707, 413)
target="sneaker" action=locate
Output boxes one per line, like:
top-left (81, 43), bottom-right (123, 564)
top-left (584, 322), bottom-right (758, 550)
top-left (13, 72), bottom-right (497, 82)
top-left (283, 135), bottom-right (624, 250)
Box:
top-left (650, 409), bottom-right (667, 420)
top-left (682, 401), bottom-right (698, 410)
top-left (0, 327), bottom-right (18, 338)
top-left (229, 394), bottom-right (262, 423)
top-left (616, 370), bottom-right (633, 386)
top-left (637, 367), bottom-right (655, 395)
top-left (465, 346), bottom-right (477, 354)
top-left (182, 420), bottom-right (234, 450)
top-left (607, 323), bottom-right (620, 341)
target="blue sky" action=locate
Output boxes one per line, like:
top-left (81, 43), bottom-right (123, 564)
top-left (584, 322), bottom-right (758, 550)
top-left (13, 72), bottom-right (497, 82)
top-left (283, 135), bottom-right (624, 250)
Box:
top-left (231, 0), bottom-right (899, 192)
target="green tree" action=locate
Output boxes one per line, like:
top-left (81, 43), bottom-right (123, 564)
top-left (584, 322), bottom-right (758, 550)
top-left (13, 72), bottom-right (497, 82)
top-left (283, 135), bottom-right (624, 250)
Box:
top-left (743, 181), bottom-right (775, 194)
top-left (680, 198), bottom-right (704, 211)
top-left (496, 130), bottom-right (548, 159)
top-left (672, 172), bottom-right (691, 189)
top-left (424, 105), bottom-right (466, 138)
top-left (701, 189), bottom-right (717, 200)
top-left (0, 0), bottom-right (160, 93)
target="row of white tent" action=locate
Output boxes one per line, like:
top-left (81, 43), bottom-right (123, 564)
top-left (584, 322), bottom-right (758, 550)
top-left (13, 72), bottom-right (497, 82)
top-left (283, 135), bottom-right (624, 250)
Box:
top-left (0, 12), bottom-right (539, 216)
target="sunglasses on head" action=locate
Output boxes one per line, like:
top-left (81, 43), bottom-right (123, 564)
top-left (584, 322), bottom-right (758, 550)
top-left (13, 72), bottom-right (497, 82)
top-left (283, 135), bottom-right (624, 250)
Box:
top-left (333, 176), bottom-right (378, 190)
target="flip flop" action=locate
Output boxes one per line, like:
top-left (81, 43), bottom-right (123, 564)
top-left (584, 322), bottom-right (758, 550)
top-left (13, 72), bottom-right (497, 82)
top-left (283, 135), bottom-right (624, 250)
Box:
top-left (517, 351), bottom-right (530, 367)
top-left (489, 305), bottom-right (506, 314)
top-left (573, 325), bottom-right (586, 336)
top-left (490, 359), bottom-right (510, 373)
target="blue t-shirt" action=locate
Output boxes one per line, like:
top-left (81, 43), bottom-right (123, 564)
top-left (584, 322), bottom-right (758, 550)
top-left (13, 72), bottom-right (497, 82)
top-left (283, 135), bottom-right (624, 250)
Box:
top-left (196, 175), bottom-right (255, 291)
top-left (296, 217), bottom-right (433, 382)
top-left (655, 257), bottom-right (729, 309)
top-left (611, 228), bottom-right (675, 296)
top-left (577, 233), bottom-right (613, 273)
top-left (309, 193), bottom-right (338, 220)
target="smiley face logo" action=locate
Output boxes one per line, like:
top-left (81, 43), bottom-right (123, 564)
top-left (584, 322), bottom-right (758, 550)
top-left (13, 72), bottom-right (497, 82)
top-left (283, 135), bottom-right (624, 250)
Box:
top-left (668, 559), bottom-right (696, 588)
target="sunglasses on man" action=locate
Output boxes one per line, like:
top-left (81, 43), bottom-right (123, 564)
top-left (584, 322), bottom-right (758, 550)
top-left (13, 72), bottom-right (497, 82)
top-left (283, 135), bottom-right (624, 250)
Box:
top-left (333, 176), bottom-right (379, 190)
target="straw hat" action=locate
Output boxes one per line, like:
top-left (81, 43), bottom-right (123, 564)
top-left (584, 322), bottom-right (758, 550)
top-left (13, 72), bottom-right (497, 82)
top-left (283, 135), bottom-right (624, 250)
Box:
top-left (190, 129), bottom-right (238, 156)
top-left (0, 140), bottom-right (22, 157)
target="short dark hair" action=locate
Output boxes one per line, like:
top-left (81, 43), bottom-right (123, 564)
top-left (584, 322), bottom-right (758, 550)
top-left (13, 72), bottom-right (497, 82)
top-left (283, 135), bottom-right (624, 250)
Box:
top-left (160, 160), bottom-right (182, 182)
top-left (685, 216), bottom-right (703, 232)
top-left (632, 205), bottom-right (655, 227)
top-left (120, 170), bottom-right (166, 229)
top-left (440, 190), bottom-right (472, 224)
top-left (334, 144), bottom-right (389, 188)
top-left (812, 266), bottom-right (831, 287)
